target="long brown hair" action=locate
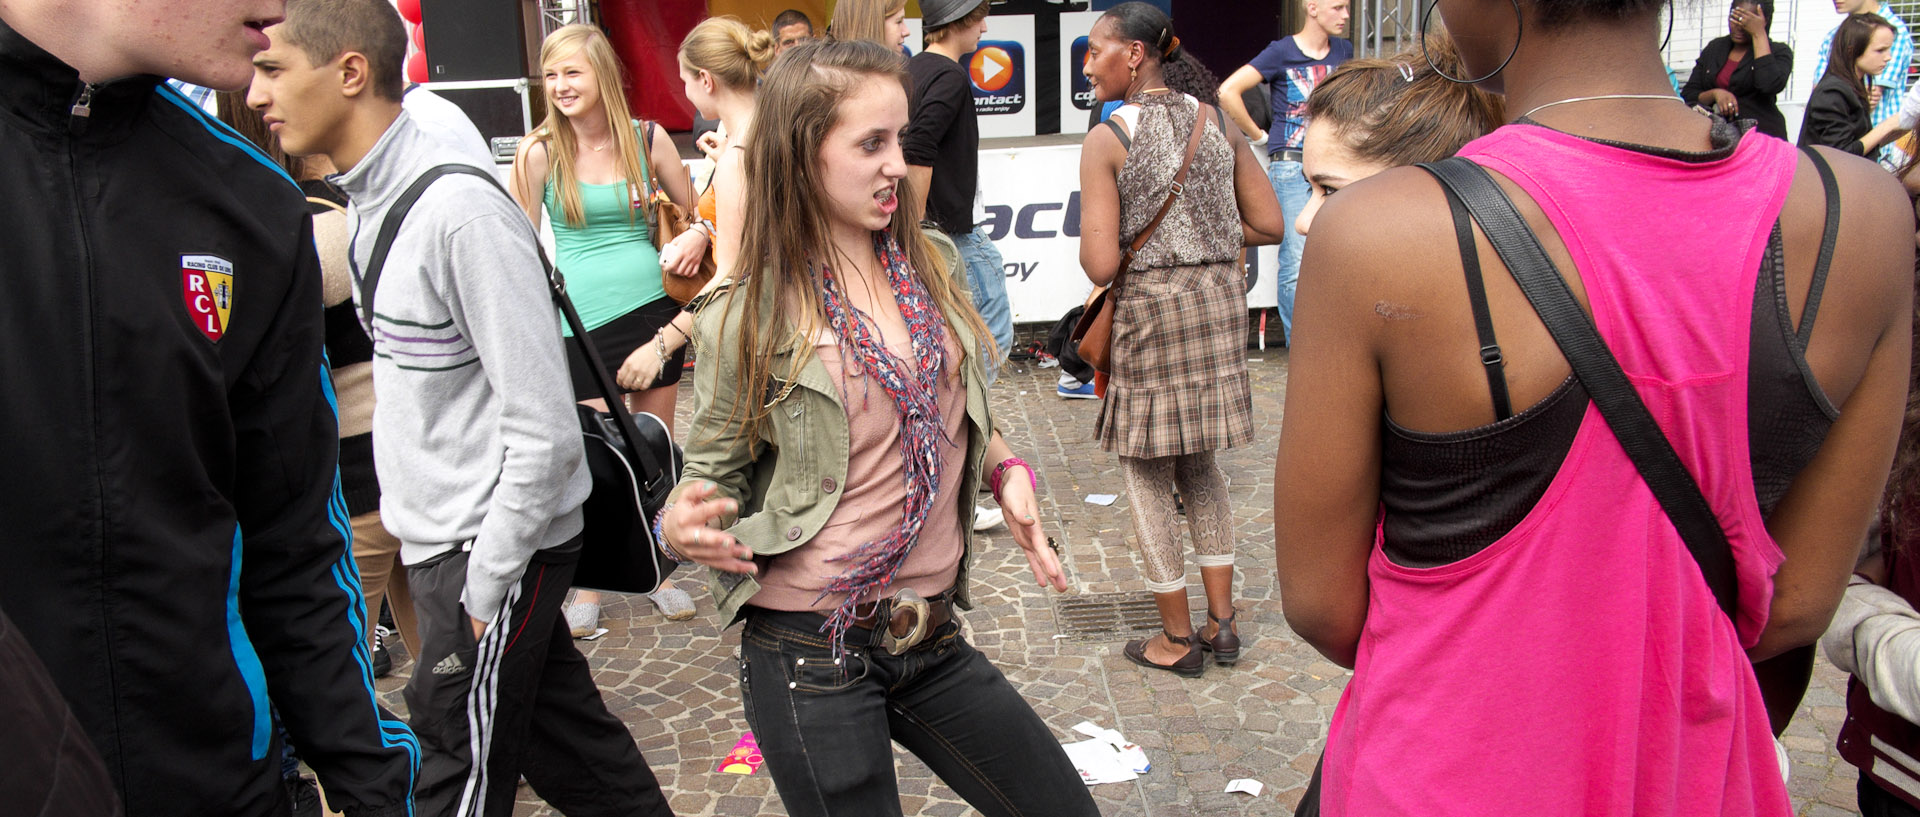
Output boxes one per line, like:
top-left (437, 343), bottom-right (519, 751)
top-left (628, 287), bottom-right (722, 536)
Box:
top-left (828, 0), bottom-right (908, 46)
top-left (525, 24), bottom-right (650, 228)
top-left (1303, 35), bottom-right (1506, 167)
top-left (1827, 13), bottom-right (1895, 94)
top-left (716, 38), bottom-right (991, 445)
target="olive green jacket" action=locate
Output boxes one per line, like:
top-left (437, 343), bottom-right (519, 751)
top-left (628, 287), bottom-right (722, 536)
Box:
top-left (667, 253), bottom-right (996, 626)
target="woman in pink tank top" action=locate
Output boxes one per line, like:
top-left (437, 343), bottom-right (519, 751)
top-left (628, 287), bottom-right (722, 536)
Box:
top-left (1273, 0), bottom-right (1915, 813)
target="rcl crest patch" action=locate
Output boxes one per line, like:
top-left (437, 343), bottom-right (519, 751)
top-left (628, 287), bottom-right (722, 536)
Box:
top-left (181, 254), bottom-right (234, 342)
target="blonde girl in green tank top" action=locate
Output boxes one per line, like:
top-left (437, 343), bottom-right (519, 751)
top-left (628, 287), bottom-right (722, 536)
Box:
top-left (509, 23), bottom-right (703, 625)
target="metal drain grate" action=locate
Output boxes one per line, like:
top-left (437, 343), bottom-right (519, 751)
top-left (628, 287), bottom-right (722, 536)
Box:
top-left (1053, 591), bottom-right (1163, 641)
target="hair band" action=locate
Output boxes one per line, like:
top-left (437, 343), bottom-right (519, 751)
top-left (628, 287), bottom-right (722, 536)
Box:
top-left (1163, 35), bottom-right (1181, 58)
top-left (1396, 61), bottom-right (1416, 82)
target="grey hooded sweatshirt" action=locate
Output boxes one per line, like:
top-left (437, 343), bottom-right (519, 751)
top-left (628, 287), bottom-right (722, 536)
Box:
top-left (334, 111), bottom-right (589, 623)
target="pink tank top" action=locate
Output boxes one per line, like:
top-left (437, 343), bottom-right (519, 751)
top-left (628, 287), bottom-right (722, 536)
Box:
top-left (1323, 124), bottom-right (1796, 816)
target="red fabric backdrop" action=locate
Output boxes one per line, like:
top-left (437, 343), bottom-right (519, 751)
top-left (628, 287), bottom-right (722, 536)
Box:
top-left (600, 0), bottom-right (703, 130)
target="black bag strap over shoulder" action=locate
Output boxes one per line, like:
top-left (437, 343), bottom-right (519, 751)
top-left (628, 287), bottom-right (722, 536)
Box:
top-left (355, 163), bottom-right (671, 485)
top-left (1418, 156), bottom-right (1738, 620)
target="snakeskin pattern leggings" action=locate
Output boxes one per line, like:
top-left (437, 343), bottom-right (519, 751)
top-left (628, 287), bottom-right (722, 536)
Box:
top-left (1118, 452), bottom-right (1236, 593)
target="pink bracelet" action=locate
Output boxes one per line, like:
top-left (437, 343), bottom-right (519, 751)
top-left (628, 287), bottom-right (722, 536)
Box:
top-left (989, 457), bottom-right (1036, 504)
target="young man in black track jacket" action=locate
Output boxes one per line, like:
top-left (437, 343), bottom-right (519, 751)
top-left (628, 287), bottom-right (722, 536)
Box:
top-left (0, 1), bottom-right (417, 814)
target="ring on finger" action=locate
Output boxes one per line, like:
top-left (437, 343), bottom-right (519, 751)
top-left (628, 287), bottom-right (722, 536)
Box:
top-left (695, 527), bottom-right (702, 547)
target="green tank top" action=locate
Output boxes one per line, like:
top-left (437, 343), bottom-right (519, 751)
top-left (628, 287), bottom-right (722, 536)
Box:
top-left (544, 151), bottom-right (665, 334)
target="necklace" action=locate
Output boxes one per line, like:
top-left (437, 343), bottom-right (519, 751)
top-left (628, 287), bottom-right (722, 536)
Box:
top-left (587, 139), bottom-right (610, 152)
top-left (1520, 94), bottom-right (1682, 120)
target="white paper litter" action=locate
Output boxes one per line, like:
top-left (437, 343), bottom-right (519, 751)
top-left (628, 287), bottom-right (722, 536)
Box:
top-left (1062, 738), bottom-right (1138, 784)
top-left (1085, 494), bottom-right (1118, 506)
top-left (1067, 721), bottom-right (1149, 777)
top-left (1226, 778), bottom-right (1264, 797)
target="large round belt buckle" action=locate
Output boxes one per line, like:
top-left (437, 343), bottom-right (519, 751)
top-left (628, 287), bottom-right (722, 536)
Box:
top-left (882, 588), bottom-right (931, 656)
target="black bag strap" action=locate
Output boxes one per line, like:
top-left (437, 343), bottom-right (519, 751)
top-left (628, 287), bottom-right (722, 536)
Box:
top-left (1440, 185), bottom-right (1513, 421)
top-left (1797, 145), bottom-right (1841, 347)
top-left (1419, 156), bottom-right (1738, 620)
top-left (355, 163), bottom-right (669, 484)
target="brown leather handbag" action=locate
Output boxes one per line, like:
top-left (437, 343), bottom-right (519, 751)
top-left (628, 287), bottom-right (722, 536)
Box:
top-left (640, 121), bottom-right (718, 304)
top-left (1071, 103), bottom-right (1212, 374)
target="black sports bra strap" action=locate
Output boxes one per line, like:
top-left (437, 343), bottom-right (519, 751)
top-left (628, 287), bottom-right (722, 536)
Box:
top-left (1439, 179), bottom-right (1514, 421)
top-left (1797, 145), bottom-right (1841, 347)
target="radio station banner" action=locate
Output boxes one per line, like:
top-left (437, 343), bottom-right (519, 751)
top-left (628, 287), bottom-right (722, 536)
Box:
top-left (1058, 11), bottom-right (1100, 136)
top-left (977, 144), bottom-right (1280, 325)
top-left (961, 15), bottom-right (1036, 139)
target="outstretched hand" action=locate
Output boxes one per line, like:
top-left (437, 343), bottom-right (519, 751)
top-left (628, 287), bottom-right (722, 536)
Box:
top-left (996, 466), bottom-right (1068, 592)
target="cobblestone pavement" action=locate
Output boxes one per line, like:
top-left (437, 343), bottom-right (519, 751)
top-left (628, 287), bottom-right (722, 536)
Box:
top-left (368, 348), bottom-right (1862, 817)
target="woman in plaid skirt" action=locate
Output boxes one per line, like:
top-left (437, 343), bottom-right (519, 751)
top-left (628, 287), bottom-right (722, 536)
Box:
top-left (1078, 3), bottom-right (1288, 676)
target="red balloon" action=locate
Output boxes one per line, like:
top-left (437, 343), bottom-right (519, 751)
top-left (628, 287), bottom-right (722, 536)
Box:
top-left (397, 0), bottom-right (422, 24)
top-left (406, 50), bottom-right (428, 84)
top-left (411, 23), bottom-right (426, 51)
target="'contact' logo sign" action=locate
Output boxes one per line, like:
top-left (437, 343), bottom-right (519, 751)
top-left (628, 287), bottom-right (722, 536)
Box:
top-left (967, 42), bottom-right (1026, 115)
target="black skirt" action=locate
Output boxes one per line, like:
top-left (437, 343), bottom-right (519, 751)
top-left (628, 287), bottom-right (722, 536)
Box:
top-left (565, 296), bottom-right (688, 400)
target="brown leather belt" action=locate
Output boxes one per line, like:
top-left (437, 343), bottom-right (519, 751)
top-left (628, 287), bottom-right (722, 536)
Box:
top-left (850, 589), bottom-right (954, 654)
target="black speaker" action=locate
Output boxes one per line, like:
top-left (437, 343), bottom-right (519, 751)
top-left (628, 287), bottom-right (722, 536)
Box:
top-left (420, 0), bottom-right (525, 81)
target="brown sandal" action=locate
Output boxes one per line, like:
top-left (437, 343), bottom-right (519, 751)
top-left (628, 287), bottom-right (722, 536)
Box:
top-left (1122, 630), bottom-right (1206, 678)
top-left (1198, 611), bottom-right (1240, 666)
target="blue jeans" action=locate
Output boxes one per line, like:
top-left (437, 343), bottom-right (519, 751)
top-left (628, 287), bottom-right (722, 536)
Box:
top-left (1269, 158), bottom-right (1311, 342)
top-left (739, 607), bottom-right (1097, 817)
top-left (953, 228), bottom-right (1014, 367)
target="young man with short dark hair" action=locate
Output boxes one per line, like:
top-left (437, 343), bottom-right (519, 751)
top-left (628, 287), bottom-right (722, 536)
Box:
top-left (1219, 0), bottom-right (1351, 343)
top-left (772, 8), bottom-right (815, 55)
top-left (0, 0), bottom-right (418, 813)
top-left (248, 1), bottom-right (674, 814)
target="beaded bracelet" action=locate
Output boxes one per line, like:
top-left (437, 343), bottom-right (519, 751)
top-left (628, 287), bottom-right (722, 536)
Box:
top-left (989, 457), bottom-right (1037, 504)
top-left (651, 503), bottom-right (694, 564)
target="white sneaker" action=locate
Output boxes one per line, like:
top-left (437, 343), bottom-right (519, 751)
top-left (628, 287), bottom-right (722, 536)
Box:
top-left (972, 505), bottom-right (1005, 532)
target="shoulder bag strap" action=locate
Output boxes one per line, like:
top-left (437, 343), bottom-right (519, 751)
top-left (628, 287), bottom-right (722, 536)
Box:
top-left (1117, 102), bottom-right (1214, 282)
top-left (356, 163), bottom-right (667, 481)
top-left (639, 119), bottom-right (661, 200)
top-left (1418, 156), bottom-right (1739, 620)
top-left (1796, 145), bottom-right (1842, 347)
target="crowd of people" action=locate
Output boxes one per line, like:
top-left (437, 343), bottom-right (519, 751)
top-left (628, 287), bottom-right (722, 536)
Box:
top-left (6, 0), bottom-right (1920, 815)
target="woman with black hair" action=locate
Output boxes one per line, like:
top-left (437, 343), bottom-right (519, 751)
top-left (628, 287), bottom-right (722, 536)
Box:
top-left (1274, 0), bottom-right (1913, 810)
top-left (1681, 0), bottom-right (1793, 139)
top-left (1079, 1), bottom-right (1287, 677)
top-left (1802, 13), bottom-right (1900, 155)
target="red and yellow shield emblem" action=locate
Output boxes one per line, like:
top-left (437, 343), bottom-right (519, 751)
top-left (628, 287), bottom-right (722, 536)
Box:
top-left (181, 254), bottom-right (234, 342)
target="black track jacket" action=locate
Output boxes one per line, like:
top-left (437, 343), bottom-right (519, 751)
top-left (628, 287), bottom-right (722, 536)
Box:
top-left (0, 22), bottom-right (416, 817)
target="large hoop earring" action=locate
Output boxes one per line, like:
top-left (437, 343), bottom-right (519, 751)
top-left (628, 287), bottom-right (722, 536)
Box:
top-left (1421, 0), bottom-right (1522, 84)
top-left (1658, 0), bottom-right (1674, 51)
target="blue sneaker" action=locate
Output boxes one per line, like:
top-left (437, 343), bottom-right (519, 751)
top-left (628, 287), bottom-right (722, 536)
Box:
top-left (1057, 381), bottom-right (1097, 400)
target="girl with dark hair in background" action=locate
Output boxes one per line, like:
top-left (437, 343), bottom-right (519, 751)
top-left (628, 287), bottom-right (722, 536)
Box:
top-left (1293, 35), bottom-right (1505, 236)
top-left (1079, 1), bottom-right (1287, 677)
top-left (1802, 13), bottom-right (1900, 155)
top-left (1274, 0), bottom-right (1913, 810)
top-left (655, 38), bottom-right (1096, 817)
top-left (1681, 0), bottom-right (1793, 140)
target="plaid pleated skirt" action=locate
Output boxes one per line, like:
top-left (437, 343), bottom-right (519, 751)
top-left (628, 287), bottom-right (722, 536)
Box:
top-left (1094, 259), bottom-right (1253, 459)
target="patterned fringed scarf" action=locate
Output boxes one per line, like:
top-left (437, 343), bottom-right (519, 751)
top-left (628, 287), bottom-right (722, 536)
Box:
top-left (813, 231), bottom-right (951, 653)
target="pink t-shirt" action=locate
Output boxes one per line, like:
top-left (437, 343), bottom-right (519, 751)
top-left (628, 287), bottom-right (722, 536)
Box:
top-left (749, 331), bottom-right (966, 612)
top-left (1322, 124), bottom-right (1795, 816)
